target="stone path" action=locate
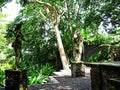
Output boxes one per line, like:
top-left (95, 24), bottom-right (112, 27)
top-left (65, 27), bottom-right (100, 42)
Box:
top-left (29, 67), bottom-right (91, 90)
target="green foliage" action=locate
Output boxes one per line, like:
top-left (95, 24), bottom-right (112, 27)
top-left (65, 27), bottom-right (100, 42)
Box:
top-left (83, 0), bottom-right (120, 31)
top-left (88, 51), bottom-right (101, 62)
top-left (29, 73), bottom-right (48, 85)
top-left (0, 15), bottom-right (7, 55)
top-left (5, 2), bottom-right (59, 66)
top-left (0, 61), bottom-right (12, 87)
top-left (0, 0), bottom-right (7, 7)
top-left (3, 3), bottom-right (60, 87)
top-left (28, 64), bottom-right (54, 85)
top-left (0, 0), bottom-right (32, 7)
top-left (0, 62), bottom-right (12, 71)
top-left (41, 64), bottom-right (54, 76)
top-left (91, 34), bottom-right (110, 45)
top-left (0, 70), bottom-right (5, 87)
top-left (83, 10), bottom-right (101, 30)
top-left (0, 60), bottom-right (54, 87)
top-left (19, 60), bottom-right (54, 85)
top-left (88, 45), bottom-right (111, 62)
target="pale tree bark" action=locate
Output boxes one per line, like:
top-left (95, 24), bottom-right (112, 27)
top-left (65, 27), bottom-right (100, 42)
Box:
top-left (36, 0), bottom-right (70, 70)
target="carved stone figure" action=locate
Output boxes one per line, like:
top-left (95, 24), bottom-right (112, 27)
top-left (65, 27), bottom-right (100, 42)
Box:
top-left (12, 22), bottom-right (23, 69)
top-left (73, 30), bottom-right (84, 62)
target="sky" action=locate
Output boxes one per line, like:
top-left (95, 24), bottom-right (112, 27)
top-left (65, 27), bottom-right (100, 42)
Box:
top-left (2, 0), bottom-right (21, 22)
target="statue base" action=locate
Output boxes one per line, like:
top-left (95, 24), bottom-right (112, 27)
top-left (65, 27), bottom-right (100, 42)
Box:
top-left (71, 61), bottom-right (85, 77)
top-left (5, 69), bottom-right (28, 90)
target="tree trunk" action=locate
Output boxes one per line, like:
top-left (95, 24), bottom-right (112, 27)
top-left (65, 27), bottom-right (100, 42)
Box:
top-left (36, 0), bottom-right (70, 70)
top-left (54, 25), bottom-right (70, 70)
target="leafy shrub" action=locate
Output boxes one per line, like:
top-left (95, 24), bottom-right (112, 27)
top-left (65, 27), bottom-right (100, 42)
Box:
top-left (19, 60), bottom-right (54, 85)
top-left (28, 64), bottom-right (54, 85)
top-left (0, 59), bottom-right (54, 87)
top-left (0, 70), bottom-right (5, 87)
top-left (28, 70), bottom-right (48, 85)
top-left (41, 64), bottom-right (54, 76)
top-left (92, 34), bottom-right (110, 45)
top-left (88, 45), bottom-right (111, 62)
top-left (0, 61), bottom-right (12, 87)
top-left (88, 51), bottom-right (101, 62)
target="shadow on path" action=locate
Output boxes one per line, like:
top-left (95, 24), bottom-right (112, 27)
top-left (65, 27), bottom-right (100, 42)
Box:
top-left (29, 76), bottom-right (91, 90)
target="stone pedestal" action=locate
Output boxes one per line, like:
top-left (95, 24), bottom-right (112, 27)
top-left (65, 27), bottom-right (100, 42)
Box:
top-left (71, 62), bottom-right (85, 77)
top-left (5, 69), bottom-right (28, 90)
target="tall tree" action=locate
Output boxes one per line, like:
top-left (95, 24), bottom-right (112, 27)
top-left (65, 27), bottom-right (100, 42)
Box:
top-left (36, 0), bottom-right (70, 70)
top-left (4, 0), bottom-right (120, 69)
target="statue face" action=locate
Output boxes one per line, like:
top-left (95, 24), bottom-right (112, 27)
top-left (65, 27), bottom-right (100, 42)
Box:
top-left (74, 30), bottom-right (83, 41)
top-left (74, 30), bottom-right (79, 38)
top-left (74, 33), bottom-right (78, 39)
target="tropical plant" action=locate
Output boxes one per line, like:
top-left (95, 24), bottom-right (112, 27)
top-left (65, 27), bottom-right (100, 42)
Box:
top-left (19, 60), bottom-right (54, 85)
top-left (88, 51), bottom-right (102, 62)
top-left (0, 62), bottom-right (12, 87)
top-left (0, 70), bottom-right (5, 87)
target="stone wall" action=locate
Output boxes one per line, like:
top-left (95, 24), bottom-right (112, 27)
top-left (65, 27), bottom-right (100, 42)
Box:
top-left (85, 62), bottom-right (120, 90)
top-left (84, 45), bottom-right (120, 61)
top-left (101, 65), bottom-right (120, 90)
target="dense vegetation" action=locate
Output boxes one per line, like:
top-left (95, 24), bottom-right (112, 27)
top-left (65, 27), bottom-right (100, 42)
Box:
top-left (0, 0), bottom-right (120, 86)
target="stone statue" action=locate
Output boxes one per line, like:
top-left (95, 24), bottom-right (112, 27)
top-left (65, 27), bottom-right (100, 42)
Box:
top-left (73, 30), bottom-right (84, 62)
top-left (12, 22), bottom-right (23, 69)
top-left (71, 30), bottom-right (85, 77)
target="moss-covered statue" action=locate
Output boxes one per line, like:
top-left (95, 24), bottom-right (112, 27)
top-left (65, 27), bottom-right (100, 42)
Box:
top-left (5, 22), bottom-right (28, 90)
top-left (11, 22), bottom-right (23, 69)
top-left (71, 29), bottom-right (86, 77)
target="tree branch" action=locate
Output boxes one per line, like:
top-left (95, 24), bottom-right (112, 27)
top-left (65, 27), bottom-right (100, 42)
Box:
top-left (36, 0), bottom-right (58, 25)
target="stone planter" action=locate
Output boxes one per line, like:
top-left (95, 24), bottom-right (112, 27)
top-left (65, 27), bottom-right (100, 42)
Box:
top-left (71, 62), bottom-right (85, 77)
top-left (5, 69), bottom-right (28, 90)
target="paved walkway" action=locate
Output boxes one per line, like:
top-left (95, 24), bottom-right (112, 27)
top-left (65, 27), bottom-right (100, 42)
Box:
top-left (29, 67), bottom-right (91, 90)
